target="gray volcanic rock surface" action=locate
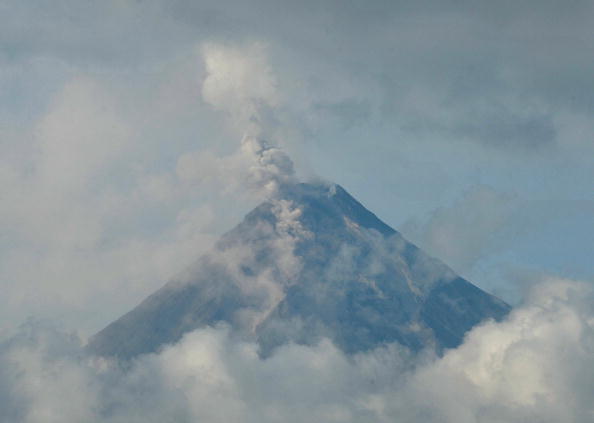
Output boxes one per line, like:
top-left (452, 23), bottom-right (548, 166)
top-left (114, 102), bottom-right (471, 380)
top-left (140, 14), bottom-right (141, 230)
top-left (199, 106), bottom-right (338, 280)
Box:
top-left (88, 183), bottom-right (510, 359)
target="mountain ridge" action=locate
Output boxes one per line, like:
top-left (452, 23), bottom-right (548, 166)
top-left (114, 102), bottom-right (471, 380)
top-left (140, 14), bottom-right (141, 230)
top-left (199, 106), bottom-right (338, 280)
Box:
top-left (88, 182), bottom-right (510, 359)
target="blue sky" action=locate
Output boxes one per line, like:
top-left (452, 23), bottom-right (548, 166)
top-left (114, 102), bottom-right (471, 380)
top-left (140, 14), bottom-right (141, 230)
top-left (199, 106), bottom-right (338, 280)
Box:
top-left (1, 0), bottom-right (593, 337)
top-left (2, 3), bottom-right (594, 423)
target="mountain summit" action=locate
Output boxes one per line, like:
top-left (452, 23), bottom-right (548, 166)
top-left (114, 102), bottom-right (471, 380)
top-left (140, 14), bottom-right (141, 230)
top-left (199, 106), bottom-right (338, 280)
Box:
top-left (88, 182), bottom-right (510, 359)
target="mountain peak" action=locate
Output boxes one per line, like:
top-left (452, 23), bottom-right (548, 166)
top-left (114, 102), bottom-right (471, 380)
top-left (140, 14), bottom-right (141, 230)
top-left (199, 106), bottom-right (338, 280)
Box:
top-left (88, 182), bottom-right (510, 359)
top-left (277, 182), bottom-right (397, 235)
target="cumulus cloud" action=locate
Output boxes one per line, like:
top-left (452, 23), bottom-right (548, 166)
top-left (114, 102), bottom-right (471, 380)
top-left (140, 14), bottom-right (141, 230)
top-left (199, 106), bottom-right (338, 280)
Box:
top-left (393, 276), bottom-right (594, 422)
top-left (1, 3), bottom-right (592, 421)
top-left (1, 276), bottom-right (593, 422)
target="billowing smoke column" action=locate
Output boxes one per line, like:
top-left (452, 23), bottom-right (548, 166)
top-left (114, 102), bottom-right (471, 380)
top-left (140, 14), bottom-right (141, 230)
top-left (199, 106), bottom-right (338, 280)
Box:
top-left (198, 42), bottom-right (297, 199)
top-left (240, 135), bottom-right (296, 196)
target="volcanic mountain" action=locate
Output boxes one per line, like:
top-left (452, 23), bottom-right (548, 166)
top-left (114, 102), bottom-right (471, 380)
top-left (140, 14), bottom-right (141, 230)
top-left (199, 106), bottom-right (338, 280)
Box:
top-left (88, 182), bottom-right (510, 359)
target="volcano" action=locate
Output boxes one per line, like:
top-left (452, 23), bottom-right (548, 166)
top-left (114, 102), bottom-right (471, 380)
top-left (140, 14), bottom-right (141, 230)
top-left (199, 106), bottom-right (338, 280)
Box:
top-left (88, 182), bottom-right (509, 359)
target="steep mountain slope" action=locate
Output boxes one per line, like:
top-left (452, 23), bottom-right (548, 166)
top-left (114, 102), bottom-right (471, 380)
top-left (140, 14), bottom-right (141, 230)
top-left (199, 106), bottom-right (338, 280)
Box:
top-left (88, 182), bottom-right (510, 359)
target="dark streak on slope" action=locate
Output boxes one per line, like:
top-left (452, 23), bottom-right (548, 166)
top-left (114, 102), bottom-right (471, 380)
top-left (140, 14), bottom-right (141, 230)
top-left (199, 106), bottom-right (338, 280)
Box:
top-left (88, 182), bottom-right (510, 360)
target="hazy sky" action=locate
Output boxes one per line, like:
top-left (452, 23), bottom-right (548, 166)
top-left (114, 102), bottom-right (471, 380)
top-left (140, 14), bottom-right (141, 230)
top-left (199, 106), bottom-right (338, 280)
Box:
top-left (2, 2), bottom-right (594, 423)
top-left (1, 0), bottom-right (593, 338)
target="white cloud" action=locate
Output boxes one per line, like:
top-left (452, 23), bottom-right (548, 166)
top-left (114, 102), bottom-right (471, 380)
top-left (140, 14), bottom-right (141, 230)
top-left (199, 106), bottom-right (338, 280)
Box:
top-left (0, 49), bottom-right (297, 339)
top-left (35, 77), bottom-right (131, 194)
top-left (1, 276), bottom-right (593, 422)
top-left (0, 4), bottom-right (592, 421)
top-left (0, 74), bottom-right (229, 336)
top-left (176, 135), bottom-right (295, 198)
top-left (1, 76), bottom-right (131, 249)
top-left (395, 276), bottom-right (594, 422)
top-left (201, 42), bottom-right (279, 137)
